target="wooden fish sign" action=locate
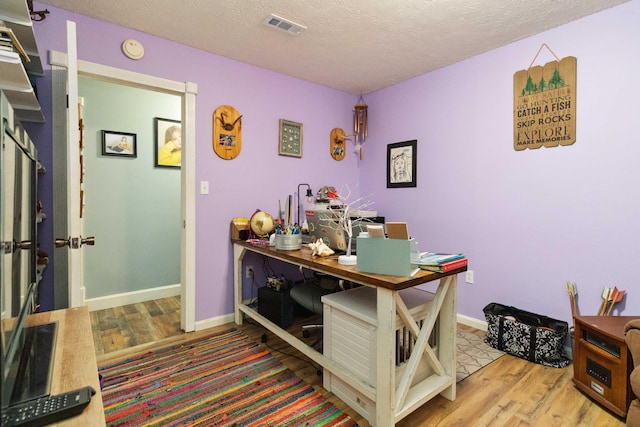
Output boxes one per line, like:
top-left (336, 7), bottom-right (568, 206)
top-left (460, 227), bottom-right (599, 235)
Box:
top-left (513, 56), bottom-right (576, 151)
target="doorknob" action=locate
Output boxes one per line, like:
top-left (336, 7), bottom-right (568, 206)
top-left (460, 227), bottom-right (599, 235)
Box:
top-left (13, 240), bottom-right (33, 251)
top-left (55, 238), bottom-right (70, 248)
top-left (81, 236), bottom-right (95, 246)
top-left (55, 236), bottom-right (95, 248)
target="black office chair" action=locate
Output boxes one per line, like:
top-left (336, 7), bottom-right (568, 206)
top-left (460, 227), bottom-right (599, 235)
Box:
top-left (290, 273), bottom-right (343, 347)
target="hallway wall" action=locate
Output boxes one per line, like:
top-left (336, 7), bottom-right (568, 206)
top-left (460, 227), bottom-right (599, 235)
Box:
top-left (80, 77), bottom-right (181, 300)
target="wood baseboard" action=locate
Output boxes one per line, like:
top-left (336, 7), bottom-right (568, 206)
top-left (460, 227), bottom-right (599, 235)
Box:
top-left (85, 284), bottom-right (180, 311)
top-left (457, 313), bottom-right (487, 331)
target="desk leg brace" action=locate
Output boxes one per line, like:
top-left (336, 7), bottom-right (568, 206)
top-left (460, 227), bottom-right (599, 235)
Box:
top-left (393, 275), bottom-right (457, 423)
top-left (395, 288), bottom-right (446, 376)
top-left (233, 244), bottom-right (247, 325)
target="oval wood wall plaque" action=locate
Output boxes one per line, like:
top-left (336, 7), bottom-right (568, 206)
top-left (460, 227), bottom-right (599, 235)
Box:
top-left (213, 105), bottom-right (242, 160)
top-left (330, 127), bottom-right (346, 161)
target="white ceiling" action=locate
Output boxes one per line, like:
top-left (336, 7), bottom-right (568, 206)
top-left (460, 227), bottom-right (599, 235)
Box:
top-left (36, 0), bottom-right (630, 94)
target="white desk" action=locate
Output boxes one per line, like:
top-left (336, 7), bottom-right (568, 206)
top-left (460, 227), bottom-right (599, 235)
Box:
top-left (233, 241), bottom-right (462, 426)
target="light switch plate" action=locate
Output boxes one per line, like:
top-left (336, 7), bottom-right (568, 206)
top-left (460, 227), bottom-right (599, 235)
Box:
top-left (200, 181), bottom-right (209, 195)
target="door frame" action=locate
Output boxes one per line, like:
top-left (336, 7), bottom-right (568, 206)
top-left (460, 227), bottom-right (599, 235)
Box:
top-left (49, 50), bottom-right (197, 332)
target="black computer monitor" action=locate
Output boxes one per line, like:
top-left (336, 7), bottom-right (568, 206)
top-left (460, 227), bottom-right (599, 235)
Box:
top-left (1, 282), bottom-right (58, 408)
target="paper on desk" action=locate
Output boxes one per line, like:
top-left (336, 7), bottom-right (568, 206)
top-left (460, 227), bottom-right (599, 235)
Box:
top-left (366, 224), bottom-right (385, 237)
top-left (386, 222), bottom-right (409, 239)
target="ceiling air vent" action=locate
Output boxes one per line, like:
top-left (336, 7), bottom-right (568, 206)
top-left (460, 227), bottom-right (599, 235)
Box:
top-left (263, 14), bottom-right (306, 35)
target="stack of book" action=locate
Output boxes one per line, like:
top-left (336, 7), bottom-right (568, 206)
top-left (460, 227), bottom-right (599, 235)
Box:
top-left (0, 25), bottom-right (29, 60)
top-left (415, 252), bottom-right (467, 273)
top-left (0, 29), bottom-right (13, 53)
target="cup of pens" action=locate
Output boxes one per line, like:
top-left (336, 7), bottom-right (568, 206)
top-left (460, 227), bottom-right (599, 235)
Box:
top-left (275, 226), bottom-right (302, 250)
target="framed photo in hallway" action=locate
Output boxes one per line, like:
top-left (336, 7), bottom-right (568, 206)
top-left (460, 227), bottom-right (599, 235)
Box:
top-left (101, 130), bottom-right (137, 158)
top-left (387, 140), bottom-right (417, 188)
top-left (155, 117), bottom-right (182, 168)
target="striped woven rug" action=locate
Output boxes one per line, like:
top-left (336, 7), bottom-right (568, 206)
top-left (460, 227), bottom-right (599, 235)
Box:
top-left (98, 328), bottom-right (358, 427)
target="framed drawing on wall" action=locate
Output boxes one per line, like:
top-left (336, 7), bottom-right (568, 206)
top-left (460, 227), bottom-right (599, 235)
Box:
top-left (155, 117), bottom-right (182, 168)
top-left (101, 130), bottom-right (137, 158)
top-left (387, 140), bottom-right (417, 188)
top-left (278, 119), bottom-right (303, 157)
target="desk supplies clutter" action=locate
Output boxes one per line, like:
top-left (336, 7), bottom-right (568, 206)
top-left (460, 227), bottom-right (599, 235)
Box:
top-left (274, 228), bottom-right (301, 251)
top-left (385, 222), bottom-right (409, 239)
top-left (306, 208), bottom-right (382, 252)
top-left (275, 234), bottom-right (302, 250)
top-left (482, 302), bottom-right (571, 368)
top-left (366, 224), bottom-right (385, 237)
top-left (308, 239), bottom-right (334, 257)
top-left (273, 225), bottom-right (302, 250)
top-left (356, 233), bottom-right (420, 276)
top-left (415, 252), bottom-right (468, 273)
top-left (230, 217), bottom-right (250, 240)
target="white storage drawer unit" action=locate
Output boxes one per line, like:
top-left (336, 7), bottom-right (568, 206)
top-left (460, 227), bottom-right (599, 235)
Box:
top-left (322, 286), bottom-right (438, 424)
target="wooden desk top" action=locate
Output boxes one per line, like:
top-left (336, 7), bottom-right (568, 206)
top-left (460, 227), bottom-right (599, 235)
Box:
top-left (235, 240), bottom-right (466, 290)
top-left (22, 306), bottom-right (105, 426)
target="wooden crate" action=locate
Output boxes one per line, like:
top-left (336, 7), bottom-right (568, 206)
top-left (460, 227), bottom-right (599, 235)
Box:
top-left (322, 286), bottom-right (437, 424)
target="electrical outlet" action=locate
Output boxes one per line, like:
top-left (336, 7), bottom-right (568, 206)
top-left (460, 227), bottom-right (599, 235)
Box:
top-left (245, 266), bottom-right (254, 279)
top-left (465, 270), bottom-right (474, 284)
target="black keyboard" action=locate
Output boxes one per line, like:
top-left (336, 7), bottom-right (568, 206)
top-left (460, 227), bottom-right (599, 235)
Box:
top-left (2, 386), bottom-right (95, 427)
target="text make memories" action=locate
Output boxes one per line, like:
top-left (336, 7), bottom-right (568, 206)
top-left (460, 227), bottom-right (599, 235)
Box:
top-left (513, 56), bottom-right (577, 150)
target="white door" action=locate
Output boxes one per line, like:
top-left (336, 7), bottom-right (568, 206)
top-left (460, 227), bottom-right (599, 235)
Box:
top-left (51, 21), bottom-right (86, 308)
top-left (50, 21), bottom-right (197, 330)
top-left (64, 21), bottom-right (84, 308)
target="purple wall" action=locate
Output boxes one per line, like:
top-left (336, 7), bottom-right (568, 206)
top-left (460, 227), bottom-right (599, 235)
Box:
top-left (361, 0), bottom-right (640, 323)
top-left (30, 3), bottom-right (359, 320)
top-left (30, 1), bottom-right (639, 325)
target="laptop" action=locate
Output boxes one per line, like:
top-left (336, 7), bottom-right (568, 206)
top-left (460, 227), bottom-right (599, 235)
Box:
top-left (305, 209), bottom-right (383, 253)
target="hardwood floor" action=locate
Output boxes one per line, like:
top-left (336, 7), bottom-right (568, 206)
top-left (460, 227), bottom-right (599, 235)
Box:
top-left (90, 296), bottom-right (182, 355)
top-left (90, 297), bottom-right (626, 427)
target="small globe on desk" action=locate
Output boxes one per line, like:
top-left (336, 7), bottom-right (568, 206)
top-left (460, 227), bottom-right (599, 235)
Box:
top-left (249, 210), bottom-right (275, 238)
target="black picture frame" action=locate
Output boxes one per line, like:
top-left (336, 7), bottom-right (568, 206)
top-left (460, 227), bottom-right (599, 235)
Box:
top-left (101, 130), bottom-right (137, 158)
top-left (155, 117), bottom-right (182, 168)
top-left (387, 140), bottom-right (417, 188)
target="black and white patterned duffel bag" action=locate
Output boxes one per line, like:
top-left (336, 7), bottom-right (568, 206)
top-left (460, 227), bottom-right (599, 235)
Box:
top-left (483, 302), bottom-right (571, 368)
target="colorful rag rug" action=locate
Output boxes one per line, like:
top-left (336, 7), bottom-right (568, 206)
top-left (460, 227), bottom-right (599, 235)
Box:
top-left (98, 329), bottom-right (358, 427)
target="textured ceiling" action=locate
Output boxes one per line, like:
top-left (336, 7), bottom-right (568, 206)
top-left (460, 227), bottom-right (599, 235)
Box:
top-left (37, 0), bottom-right (630, 94)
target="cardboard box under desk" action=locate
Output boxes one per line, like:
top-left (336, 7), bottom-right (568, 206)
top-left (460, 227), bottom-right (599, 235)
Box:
top-left (356, 237), bottom-right (419, 277)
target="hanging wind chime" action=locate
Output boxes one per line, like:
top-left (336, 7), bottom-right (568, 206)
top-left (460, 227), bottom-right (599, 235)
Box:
top-left (353, 95), bottom-right (368, 159)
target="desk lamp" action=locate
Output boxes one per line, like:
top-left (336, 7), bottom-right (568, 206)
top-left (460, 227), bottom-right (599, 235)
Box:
top-left (297, 184), bottom-right (313, 227)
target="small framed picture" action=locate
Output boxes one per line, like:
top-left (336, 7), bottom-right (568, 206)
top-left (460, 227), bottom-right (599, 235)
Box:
top-left (101, 130), bottom-right (137, 158)
top-left (387, 140), bottom-right (417, 188)
top-left (278, 119), bottom-right (303, 158)
top-left (155, 117), bottom-right (182, 168)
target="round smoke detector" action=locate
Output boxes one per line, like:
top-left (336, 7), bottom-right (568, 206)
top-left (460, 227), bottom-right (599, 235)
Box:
top-left (122, 39), bottom-right (145, 60)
